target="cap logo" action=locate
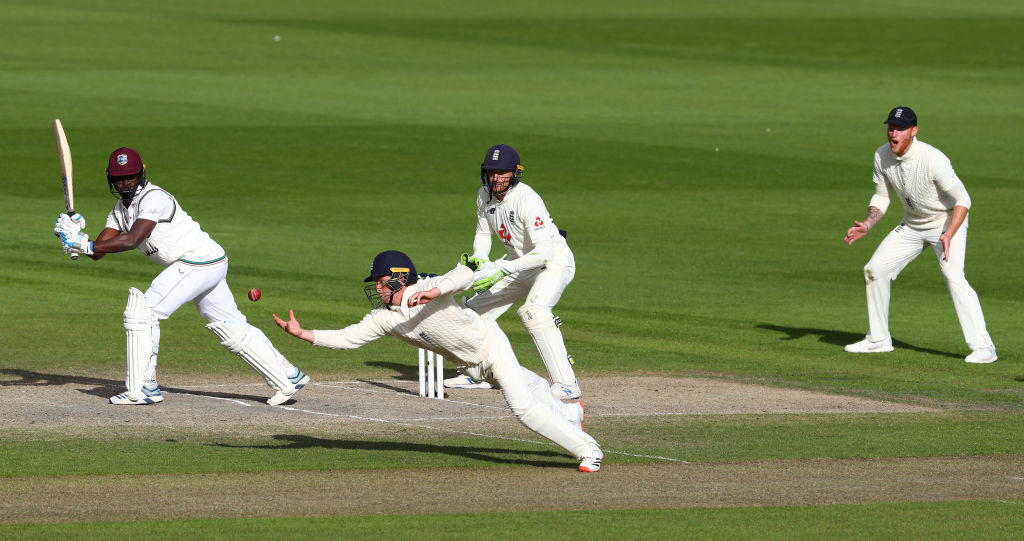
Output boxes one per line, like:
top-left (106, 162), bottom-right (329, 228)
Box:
top-left (491, 149), bottom-right (500, 161)
top-left (894, 108), bottom-right (904, 118)
top-left (117, 153), bottom-right (129, 166)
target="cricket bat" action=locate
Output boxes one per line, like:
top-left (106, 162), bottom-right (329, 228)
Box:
top-left (52, 119), bottom-right (78, 260)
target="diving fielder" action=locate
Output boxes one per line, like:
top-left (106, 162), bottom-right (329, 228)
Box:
top-left (843, 107), bottom-right (997, 363)
top-left (273, 250), bottom-right (603, 472)
top-left (54, 147), bottom-right (310, 405)
top-left (453, 144), bottom-right (582, 400)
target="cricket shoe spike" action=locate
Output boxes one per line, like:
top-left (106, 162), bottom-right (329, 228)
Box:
top-left (267, 370), bottom-right (310, 406)
top-left (443, 373), bottom-right (494, 389)
top-left (578, 446), bottom-right (603, 473)
top-left (843, 336), bottom-right (894, 353)
top-left (110, 383), bottom-right (163, 405)
top-left (551, 382), bottom-right (581, 400)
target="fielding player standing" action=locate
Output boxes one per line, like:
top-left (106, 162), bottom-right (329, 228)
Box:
top-left (273, 250), bottom-right (603, 472)
top-left (449, 144), bottom-right (582, 400)
top-left (53, 147), bottom-right (310, 405)
top-left (843, 107), bottom-right (997, 364)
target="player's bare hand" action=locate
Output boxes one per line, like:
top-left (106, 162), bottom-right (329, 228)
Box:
top-left (273, 309), bottom-right (303, 336)
top-left (844, 221), bottom-right (869, 245)
top-left (939, 232), bottom-right (951, 261)
top-left (408, 288), bottom-right (440, 307)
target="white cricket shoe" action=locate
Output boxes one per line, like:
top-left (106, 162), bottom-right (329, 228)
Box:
top-left (844, 336), bottom-right (894, 353)
top-left (267, 370), bottom-right (310, 406)
top-left (443, 374), bottom-right (495, 389)
top-left (110, 384), bottom-right (163, 405)
top-left (578, 446), bottom-right (603, 473)
top-left (965, 346), bottom-right (997, 364)
top-left (551, 382), bottom-right (581, 400)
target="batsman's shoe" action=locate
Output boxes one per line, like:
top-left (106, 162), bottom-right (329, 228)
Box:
top-left (443, 374), bottom-right (495, 389)
top-left (965, 346), bottom-right (997, 364)
top-left (110, 384), bottom-right (163, 405)
top-left (551, 382), bottom-right (582, 400)
top-left (843, 336), bottom-right (894, 353)
top-left (267, 370), bottom-right (311, 406)
top-left (578, 446), bottom-right (603, 473)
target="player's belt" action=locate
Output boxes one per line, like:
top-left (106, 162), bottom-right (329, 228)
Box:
top-left (180, 255), bottom-right (227, 266)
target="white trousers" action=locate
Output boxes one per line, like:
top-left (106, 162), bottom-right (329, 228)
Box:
top-left (862, 219), bottom-right (993, 350)
top-left (141, 259), bottom-right (294, 381)
top-left (483, 330), bottom-right (597, 460)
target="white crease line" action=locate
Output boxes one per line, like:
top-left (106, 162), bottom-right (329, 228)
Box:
top-left (173, 392), bottom-right (252, 407)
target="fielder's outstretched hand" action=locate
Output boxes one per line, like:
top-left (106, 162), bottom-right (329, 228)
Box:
top-left (408, 288), bottom-right (440, 307)
top-left (273, 310), bottom-right (314, 343)
top-left (844, 221), bottom-right (869, 245)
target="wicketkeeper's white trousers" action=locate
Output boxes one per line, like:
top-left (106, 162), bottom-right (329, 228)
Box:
top-left (862, 218), bottom-right (993, 350)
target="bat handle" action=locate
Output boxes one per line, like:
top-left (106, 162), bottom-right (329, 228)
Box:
top-left (67, 210), bottom-right (79, 261)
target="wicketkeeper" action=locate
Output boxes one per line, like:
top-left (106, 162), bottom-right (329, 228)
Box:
top-left (450, 144), bottom-right (582, 400)
top-left (273, 250), bottom-right (603, 472)
top-left (53, 147), bottom-right (310, 405)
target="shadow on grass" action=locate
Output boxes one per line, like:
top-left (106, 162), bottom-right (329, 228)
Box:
top-left (756, 324), bottom-right (962, 359)
top-left (210, 433), bottom-right (571, 468)
top-left (364, 360), bottom-right (418, 381)
top-left (0, 369), bottom-right (276, 403)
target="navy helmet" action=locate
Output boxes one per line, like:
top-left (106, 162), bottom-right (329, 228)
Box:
top-left (363, 250), bottom-right (419, 308)
top-left (480, 144), bottom-right (524, 198)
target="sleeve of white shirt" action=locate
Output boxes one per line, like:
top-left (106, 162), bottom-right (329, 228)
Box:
top-left (312, 312), bottom-right (388, 350)
top-left (932, 154), bottom-right (972, 210)
top-left (471, 189), bottom-right (492, 259)
top-left (435, 265), bottom-right (473, 295)
top-left (137, 190), bottom-right (175, 223)
top-left (868, 152), bottom-right (891, 213)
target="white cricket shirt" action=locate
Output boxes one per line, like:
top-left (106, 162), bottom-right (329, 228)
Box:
top-left (871, 138), bottom-right (972, 228)
top-left (472, 182), bottom-right (573, 273)
top-left (104, 183), bottom-right (225, 267)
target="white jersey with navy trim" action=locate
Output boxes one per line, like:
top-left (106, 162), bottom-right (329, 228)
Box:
top-left (871, 138), bottom-right (971, 229)
top-left (104, 182), bottom-right (225, 267)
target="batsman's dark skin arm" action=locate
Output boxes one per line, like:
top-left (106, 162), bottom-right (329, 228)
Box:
top-left (86, 219), bottom-right (157, 260)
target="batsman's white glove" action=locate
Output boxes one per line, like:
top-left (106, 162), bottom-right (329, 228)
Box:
top-left (58, 229), bottom-right (93, 256)
top-left (470, 256), bottom-right (515, 293)
top-left (54, 212), bottom-right (86, 236)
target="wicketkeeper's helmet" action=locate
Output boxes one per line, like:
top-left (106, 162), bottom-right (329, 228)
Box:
top-left (363, 250), bottom-right (419, 308)
top-left (480, 144), bottom-right (524, 198)
top-left (106, 147), bottom-right (148, 201)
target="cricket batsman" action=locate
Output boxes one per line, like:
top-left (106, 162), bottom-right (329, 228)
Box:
top-left (53, 147), bottom-right (310, 405)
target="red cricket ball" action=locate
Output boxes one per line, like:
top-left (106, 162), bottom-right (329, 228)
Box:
top-left (248, 288), bottom-right (262, 302)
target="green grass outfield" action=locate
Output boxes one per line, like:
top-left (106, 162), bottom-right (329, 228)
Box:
top-left (2, 0), bottom-right (1023, 538)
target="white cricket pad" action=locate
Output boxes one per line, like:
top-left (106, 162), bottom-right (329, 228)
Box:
top-left (518, 304), bottom-right (578, 388)
top-left (123, 287), bottom-right (154, 401)
top-left (206, 321), bottom-right (292, 392)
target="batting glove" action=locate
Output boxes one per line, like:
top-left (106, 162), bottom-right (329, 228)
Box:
top-left (54, 212), bottom-right (86, 235)
top-left (58, 229), bottom-right (93, 256)
top-left (459, 253), bottom-right (488, 271)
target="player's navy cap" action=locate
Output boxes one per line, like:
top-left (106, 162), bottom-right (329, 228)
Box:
top-left (884, 107), bottom-right (917, 128)
top-left (364, 250), bottom-right (417, 282)
top-left (107, 147), bottom-right (144, 177)
top-left (481, 144), bottom-right (523, 171)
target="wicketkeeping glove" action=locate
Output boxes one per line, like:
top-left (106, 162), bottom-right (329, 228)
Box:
top-left (58, 229), bottom-right (93, 256)
top-left (470, 256), bottom-right (515, 293)
top-left (459, 253), bottom-right (488, 271)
